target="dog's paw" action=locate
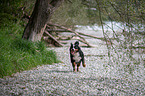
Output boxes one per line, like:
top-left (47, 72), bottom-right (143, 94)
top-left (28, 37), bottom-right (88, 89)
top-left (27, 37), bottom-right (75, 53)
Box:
top-left (83, 64), bottom-right (86, 67)
top-left (73, 70), bottom-right (77, 72)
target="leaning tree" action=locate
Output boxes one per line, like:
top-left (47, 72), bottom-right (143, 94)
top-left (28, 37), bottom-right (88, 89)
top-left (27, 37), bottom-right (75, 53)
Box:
top-left (22, 0), bottom-right (64, 41)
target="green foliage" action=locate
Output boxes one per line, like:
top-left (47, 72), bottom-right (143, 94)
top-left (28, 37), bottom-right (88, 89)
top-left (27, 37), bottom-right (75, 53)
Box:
top-left (0, 16), bottom-right (58, 78)
top-left (0, 0), bottom-right (35, 28)
top-left (51, 0), bottom-right (145, 26)
top-left (51, 0), bottom-right (89, 26)
top-left (0, 0), bottom-right (60, 78)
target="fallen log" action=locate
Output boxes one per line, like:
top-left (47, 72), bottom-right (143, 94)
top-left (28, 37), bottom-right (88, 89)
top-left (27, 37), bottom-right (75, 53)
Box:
top-left (58, 36), bottom-right (73, 40)
top-left (44, 31), bottom-right (63, 47)
top-left (47, 29), bottom-right (68, 32)
top-left (46, 28), bottom-right (105, 40)
top-left (47, 23), bottom-right (82, 39)
top-left (76, 32), bottom-right (105, 40)
top-left (47, 23), bottom-right (92, 47)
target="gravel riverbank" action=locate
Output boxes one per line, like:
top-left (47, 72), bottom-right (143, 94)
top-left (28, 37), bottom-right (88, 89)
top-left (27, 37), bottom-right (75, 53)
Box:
top-left (0, 46), bottom-right (145, 95)
top-left (0, 23), bottom-right (145, 95)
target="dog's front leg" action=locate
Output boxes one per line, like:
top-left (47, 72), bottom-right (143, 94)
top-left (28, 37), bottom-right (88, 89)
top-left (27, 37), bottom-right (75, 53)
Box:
top-left (77, 63), bottom-right (80, 72)
top-left (72, 62), bottom-right (77, 72)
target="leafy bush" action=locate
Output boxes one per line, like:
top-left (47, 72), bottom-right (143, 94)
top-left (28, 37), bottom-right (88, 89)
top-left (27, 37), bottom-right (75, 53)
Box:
top-left (0, 21), bottom-right (59, 78)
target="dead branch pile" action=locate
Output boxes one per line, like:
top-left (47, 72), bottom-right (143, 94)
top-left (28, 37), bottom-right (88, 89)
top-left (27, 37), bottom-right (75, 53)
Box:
top-left (43, 22), bottom-right (107, 47)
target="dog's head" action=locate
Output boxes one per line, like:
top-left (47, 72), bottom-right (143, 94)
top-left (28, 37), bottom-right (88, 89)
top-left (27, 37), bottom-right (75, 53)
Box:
top-left (70, 41), bottom-right (80, 55)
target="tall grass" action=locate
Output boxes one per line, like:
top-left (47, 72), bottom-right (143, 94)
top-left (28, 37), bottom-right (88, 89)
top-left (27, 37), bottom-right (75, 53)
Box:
top-left (0, 21), bottom-right (59, 78)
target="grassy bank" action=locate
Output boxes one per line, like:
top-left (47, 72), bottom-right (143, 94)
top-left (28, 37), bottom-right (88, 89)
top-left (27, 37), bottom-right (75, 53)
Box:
top-left (0, 21), bottom-right (59, 78)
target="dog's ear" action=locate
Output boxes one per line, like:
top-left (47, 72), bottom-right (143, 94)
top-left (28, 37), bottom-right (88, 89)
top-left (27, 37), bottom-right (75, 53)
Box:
top-left (74, 41), bottom-right (79, 45)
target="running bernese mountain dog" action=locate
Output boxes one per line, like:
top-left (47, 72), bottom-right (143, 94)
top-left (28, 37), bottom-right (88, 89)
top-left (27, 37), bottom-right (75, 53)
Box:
top-left (69, 41), bottom-right (86, 72)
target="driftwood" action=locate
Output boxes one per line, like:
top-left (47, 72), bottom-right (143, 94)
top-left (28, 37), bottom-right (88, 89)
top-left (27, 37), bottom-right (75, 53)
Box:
top-left (47, 29), bottom-right (105, 40)
top-left (45, 23), bottom-right (115, 47)
top-left (47, 23), bottom-right (92, 47)
top-left (45, 23), bottom-right (116, 47)
top-left (47, 29), bottom-right (68, 32)
top-left (44, 31), bottom-right (63, 47)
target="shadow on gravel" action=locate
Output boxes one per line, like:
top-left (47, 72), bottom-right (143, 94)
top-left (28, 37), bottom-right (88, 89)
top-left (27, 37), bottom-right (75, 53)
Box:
top-left (48, 70), bottom-right (72, 73)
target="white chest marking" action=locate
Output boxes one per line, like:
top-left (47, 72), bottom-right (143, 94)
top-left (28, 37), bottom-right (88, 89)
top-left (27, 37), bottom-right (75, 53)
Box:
top-left (73, 52), bottom-right (81, 62)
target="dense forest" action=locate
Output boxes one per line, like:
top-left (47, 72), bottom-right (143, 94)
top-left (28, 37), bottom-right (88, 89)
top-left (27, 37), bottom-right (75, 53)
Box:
top-left (0, 0), bottom-right (145, 77)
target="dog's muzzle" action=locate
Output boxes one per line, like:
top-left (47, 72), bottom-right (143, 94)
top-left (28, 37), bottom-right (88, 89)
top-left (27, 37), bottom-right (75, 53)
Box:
top-left (71, 48), bottom-right (78, 55)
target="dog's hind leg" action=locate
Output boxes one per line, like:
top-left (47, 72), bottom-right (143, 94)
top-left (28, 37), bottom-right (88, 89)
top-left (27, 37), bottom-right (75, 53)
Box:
top-left (82, 58), bottom-right (86, 67)
top-left (82, 63), bottom-right (86, 67)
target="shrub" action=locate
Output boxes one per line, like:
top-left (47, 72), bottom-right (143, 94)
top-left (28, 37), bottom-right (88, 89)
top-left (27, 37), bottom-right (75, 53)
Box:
top-left (0, 22), bottom-right (59, 78)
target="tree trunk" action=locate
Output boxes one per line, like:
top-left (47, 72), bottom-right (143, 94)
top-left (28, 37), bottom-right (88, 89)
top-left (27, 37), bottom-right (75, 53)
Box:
top-left (22, 0), bottom-right (64, 41)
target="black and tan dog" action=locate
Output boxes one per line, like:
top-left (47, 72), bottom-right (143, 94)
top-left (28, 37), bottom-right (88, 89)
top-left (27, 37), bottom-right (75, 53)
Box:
top-left (69, 41), bottom-right (86, 72)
